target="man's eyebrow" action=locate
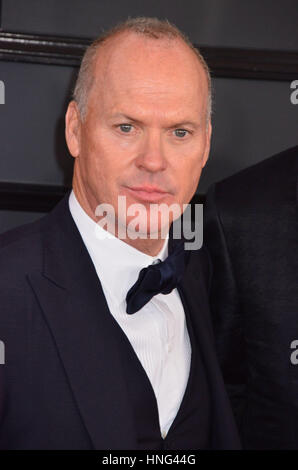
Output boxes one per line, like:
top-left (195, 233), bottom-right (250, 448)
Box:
top-left (169, 121), bottom-right (200, 129)
top-left (110, 113), bottom-right (200, 129)
top-left (109, 113), bottom-right (142, 124)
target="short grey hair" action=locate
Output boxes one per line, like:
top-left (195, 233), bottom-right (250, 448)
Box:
top-left (73, 17), bottom-right (212, 122)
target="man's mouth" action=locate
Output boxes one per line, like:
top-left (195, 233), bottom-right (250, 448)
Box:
top-left (124, 185), bottom-right (171, 203)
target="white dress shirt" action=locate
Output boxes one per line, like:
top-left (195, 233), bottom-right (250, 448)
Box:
top-left (68, 190), bottom-right (191, 437)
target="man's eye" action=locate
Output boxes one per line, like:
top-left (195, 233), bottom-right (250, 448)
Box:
top-left (119, 124), bottom-right (133, 133)
top-left (174, 129), bottom-right (188, 138)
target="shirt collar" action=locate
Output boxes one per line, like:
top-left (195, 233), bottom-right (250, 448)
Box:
top-left (68, 189), bottom-right (169, 305)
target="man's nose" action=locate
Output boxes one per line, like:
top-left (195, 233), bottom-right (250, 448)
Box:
top-left (135, 130), bottom-right (167, 173)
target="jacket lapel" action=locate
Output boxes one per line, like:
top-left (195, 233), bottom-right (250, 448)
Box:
top-left (178, 250), bottom-right (241, 449)
top-left (27, 192), bottom-right (136, 449)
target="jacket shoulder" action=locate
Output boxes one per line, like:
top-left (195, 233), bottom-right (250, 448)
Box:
top-left (212, 145), bottom-right (298, 210)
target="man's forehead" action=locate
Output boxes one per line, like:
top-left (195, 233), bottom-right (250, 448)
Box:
top-left (100, 78), bottom-right (205, 124)
top-left (104, 78), bottom-right (202, 103)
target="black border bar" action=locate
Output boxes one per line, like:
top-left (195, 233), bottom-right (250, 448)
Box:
top-left (0, 31), bottom-right (297, 80)
top-left (0, 182), bottom-right (68, 212)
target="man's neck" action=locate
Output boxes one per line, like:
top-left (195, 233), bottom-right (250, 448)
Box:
top-left (118, 234), bottom-right (167, 257)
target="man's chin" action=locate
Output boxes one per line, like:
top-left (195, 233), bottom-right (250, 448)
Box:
top-left (115, 217), bottom-right (170, 241)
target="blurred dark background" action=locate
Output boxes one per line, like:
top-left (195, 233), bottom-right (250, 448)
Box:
top-left (0, 0), bottom-right (297, 232)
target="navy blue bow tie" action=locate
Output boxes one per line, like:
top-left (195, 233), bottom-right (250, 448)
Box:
top-left (126, 239), bottom-right (190, 314)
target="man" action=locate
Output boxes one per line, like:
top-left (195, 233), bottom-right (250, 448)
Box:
top-left (204, 145), bottom-right (298, 449)
top-left (0, 18), bottom-right (240, 449)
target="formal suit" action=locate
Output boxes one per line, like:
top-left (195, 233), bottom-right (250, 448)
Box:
top-left (204, 145), bottom-right (298, 449)
top-left (0, 190), bottom-right (240, 449)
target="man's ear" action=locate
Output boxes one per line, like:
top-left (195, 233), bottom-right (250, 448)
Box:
top-left (202, 120), bottom-right (212, 168)
top-left (65, 100), bottom-right (81, 158)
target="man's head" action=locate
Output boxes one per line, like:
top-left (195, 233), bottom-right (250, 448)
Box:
top-left (65, 17), bottom-right (212, 251)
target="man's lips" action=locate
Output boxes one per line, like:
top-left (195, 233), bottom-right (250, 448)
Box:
top-left (124, 185), bottom-right (171, 202)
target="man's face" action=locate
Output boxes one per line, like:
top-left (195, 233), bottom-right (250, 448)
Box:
top-left (66, 32), bottom-right (211, 236)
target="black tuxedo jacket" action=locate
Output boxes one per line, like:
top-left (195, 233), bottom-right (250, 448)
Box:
top-left (0, 190), bottom-right (240, 449)
top-left (204, 145), bottom-right (298, 449)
